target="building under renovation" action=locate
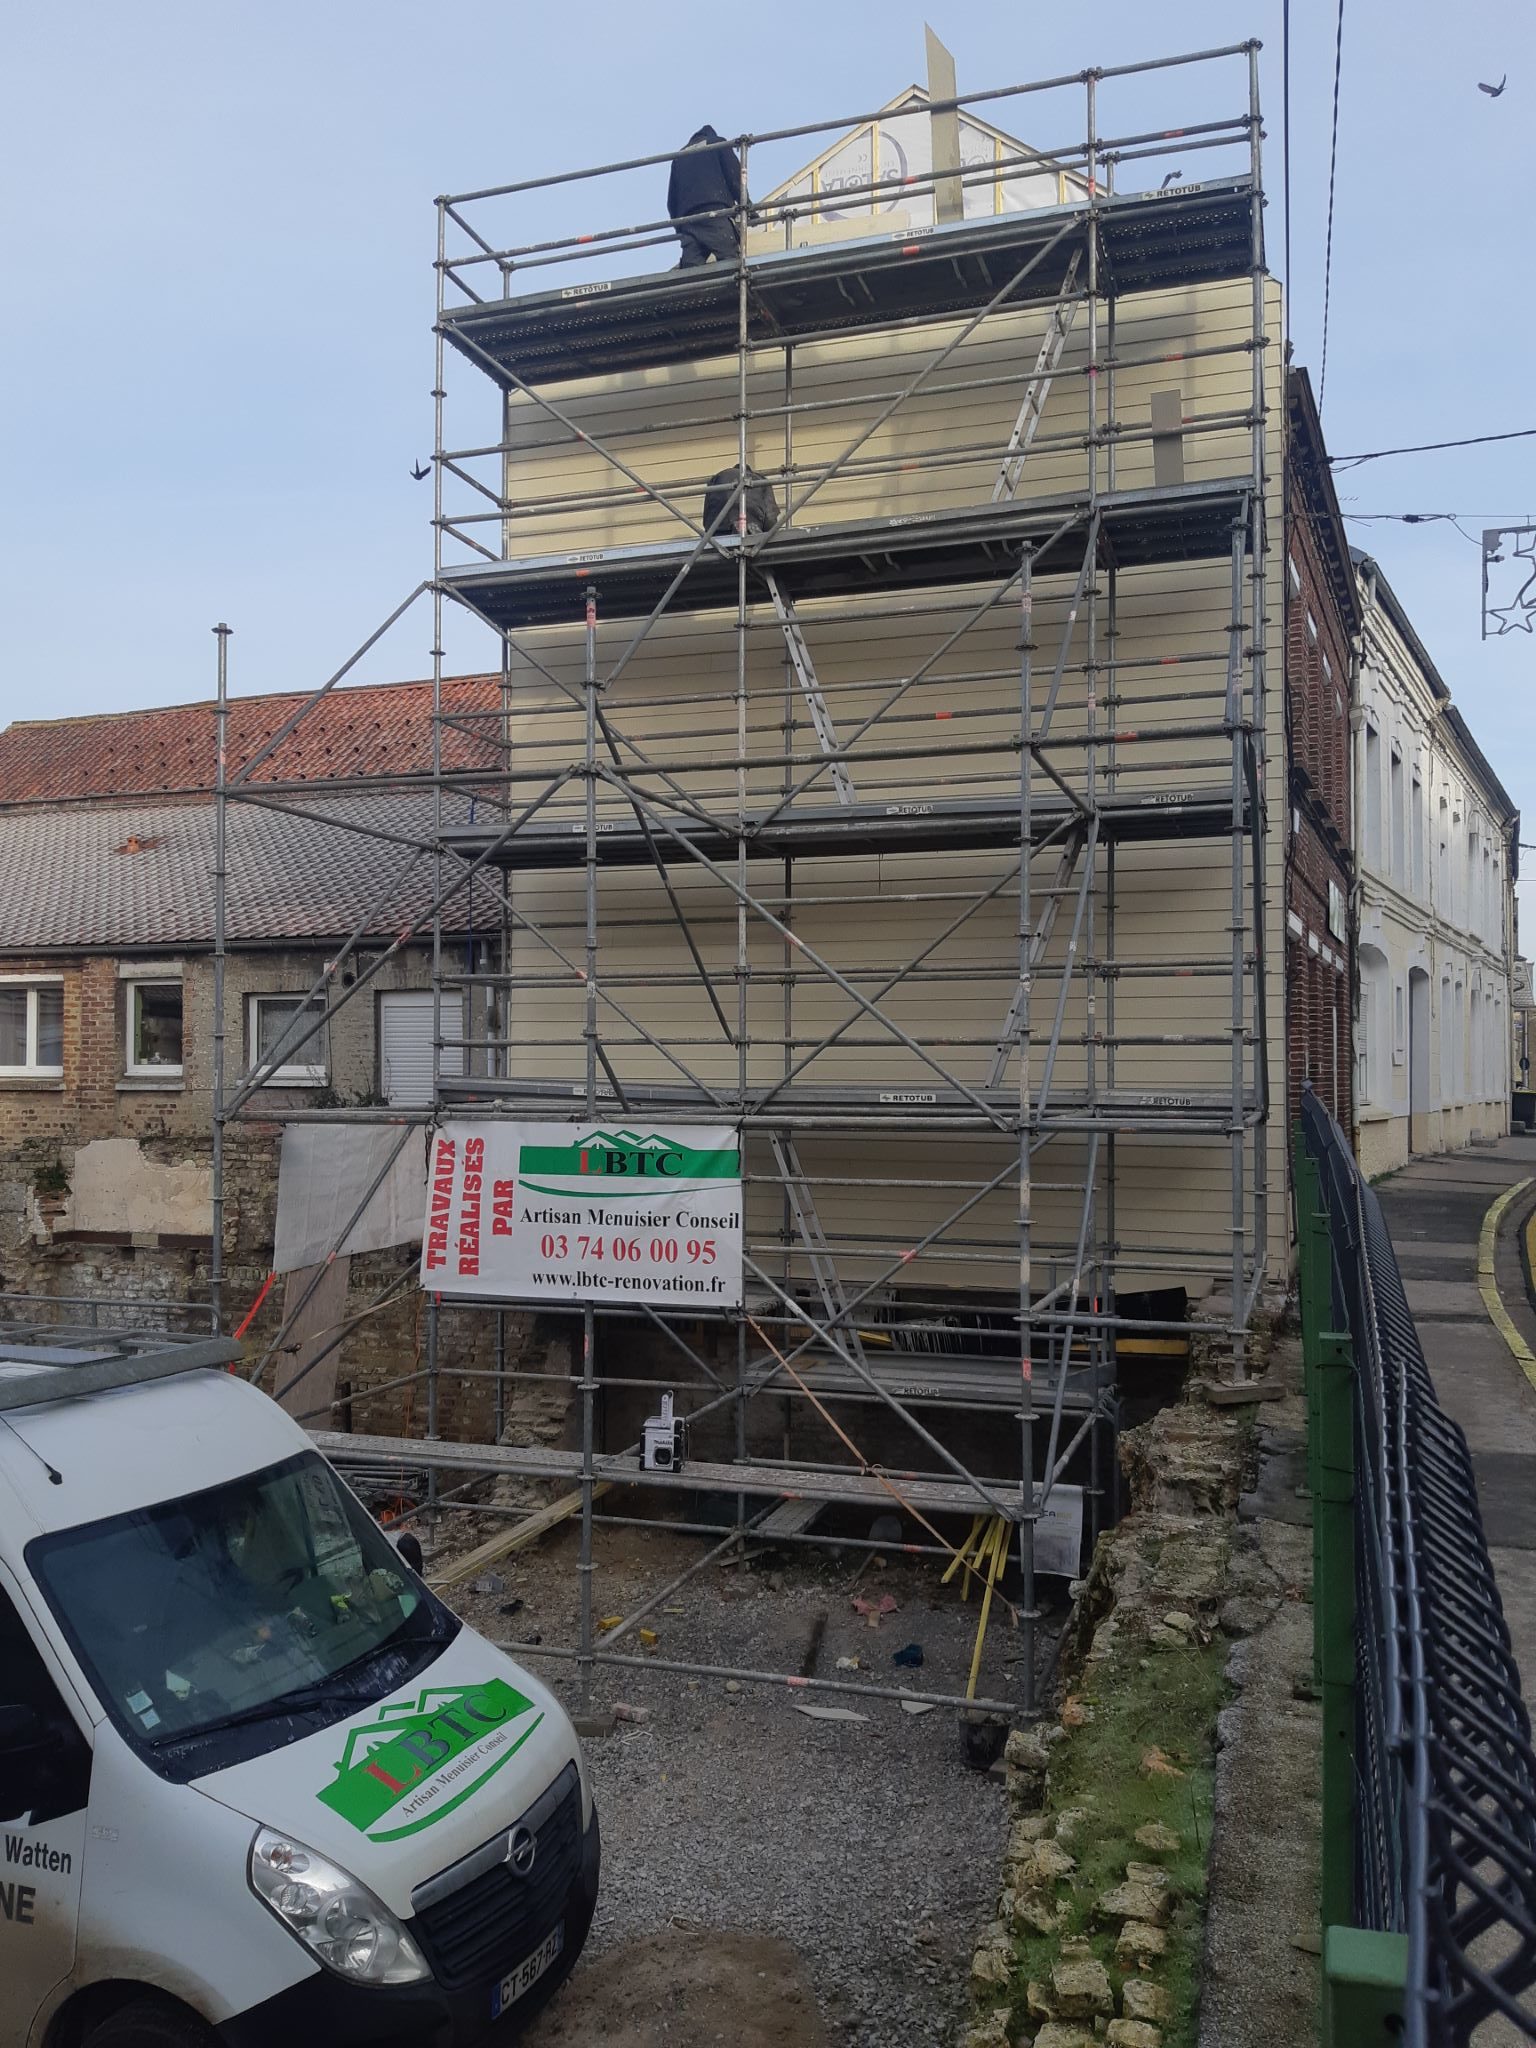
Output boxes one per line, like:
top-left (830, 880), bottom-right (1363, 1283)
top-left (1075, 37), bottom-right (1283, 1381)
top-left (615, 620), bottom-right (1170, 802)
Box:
top-left (6, 41), bottom-right (1302, 1707)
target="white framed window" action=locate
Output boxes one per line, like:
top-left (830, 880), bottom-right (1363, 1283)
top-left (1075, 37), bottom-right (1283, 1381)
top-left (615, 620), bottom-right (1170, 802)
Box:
top-left (1411, 773), bottom-right (1424, 898)
top-left (1288, 554), bottom-right (1302, 596)
top-left (0, 978), bottom-right (63, 1078)
top-left (1390, 748), bottom-right (1405, 880)
top-left (1364, 722), bottom-right (1382, 869)
top-left (125, 980), bottom-right (184, 1079)
top-left (1306, 608), bottom-right (1319, 644)
top-left (248, 994), bottom-right (329, 1086)
top-left (1359, 945), bottom-right (1390, 1106)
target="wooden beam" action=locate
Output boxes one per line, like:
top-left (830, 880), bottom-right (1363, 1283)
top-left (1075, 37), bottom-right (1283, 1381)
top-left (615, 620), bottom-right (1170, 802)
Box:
top-left (429, 1482), bottom-right (611, 1589)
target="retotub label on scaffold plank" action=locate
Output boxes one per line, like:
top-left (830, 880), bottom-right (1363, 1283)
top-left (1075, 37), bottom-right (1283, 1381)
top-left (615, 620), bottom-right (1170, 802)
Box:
top-left (420, 1121), bottom-right (743, 1308)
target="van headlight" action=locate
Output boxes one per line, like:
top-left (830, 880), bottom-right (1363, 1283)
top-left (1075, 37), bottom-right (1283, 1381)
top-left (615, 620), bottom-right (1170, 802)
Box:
top-left (250, 1827), bottom-right (430, 1986)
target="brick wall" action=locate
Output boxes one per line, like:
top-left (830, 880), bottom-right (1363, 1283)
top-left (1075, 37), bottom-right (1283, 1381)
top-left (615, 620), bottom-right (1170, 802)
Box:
top-left (0, 942), bottom-right (519, 1451)
top-left (1285, 431), bottom-right (1356, 1135)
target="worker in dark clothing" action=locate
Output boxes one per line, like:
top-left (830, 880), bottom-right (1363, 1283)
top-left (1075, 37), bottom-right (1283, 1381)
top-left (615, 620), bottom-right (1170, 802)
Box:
top-left (667, 124), bottom-right (744, 268)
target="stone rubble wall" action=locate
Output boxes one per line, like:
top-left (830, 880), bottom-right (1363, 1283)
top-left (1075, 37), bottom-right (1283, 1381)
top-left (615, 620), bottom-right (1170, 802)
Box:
top-left (960, 1379), bottom-right (1291, 2048)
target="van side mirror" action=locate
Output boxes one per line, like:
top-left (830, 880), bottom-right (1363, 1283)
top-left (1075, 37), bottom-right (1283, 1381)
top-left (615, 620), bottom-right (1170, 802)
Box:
top-left (393, 1532), bottom-right (424, 1576)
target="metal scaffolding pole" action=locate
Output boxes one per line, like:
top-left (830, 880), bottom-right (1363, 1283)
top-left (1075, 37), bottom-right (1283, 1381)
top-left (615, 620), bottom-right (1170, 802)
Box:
top-left (1017, 540), bottom-right (1037, 1710)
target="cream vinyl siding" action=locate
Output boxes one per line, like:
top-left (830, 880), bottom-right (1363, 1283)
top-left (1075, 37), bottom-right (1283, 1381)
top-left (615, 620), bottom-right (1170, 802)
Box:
top-left (493, 280), bottom-right (1263, 557)
top-left (477, 277), bottom-right (1286, 1299)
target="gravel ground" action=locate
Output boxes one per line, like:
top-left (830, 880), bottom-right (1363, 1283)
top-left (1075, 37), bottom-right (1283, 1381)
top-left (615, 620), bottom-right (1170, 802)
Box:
top-left (430, 1516), bottom-right (1043, 2047)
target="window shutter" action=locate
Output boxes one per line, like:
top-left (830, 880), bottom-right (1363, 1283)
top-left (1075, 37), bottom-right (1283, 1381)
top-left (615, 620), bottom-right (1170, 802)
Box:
top-left (380, 992), bottom-right (463, 1108)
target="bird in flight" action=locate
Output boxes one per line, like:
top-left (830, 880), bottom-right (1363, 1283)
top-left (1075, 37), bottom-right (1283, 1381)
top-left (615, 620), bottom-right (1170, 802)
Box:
top-left (1479, 75), bottom-right (1507, 98)
top-left (411, 461), bottom-right (431, 480)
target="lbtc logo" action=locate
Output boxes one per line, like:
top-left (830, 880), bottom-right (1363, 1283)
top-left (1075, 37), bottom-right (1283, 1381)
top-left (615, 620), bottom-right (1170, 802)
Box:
top-left (518, 1130), bottom-right (740, 1194)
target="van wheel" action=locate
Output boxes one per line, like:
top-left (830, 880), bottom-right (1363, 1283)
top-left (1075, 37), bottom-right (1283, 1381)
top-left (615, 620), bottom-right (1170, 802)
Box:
top-left (84, 2000), bottom-right (214, 2048)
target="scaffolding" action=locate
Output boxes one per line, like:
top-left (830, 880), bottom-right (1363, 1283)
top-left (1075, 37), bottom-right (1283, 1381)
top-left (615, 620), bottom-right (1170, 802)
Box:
top-left (210, 40), bottom-right (1274, 1718)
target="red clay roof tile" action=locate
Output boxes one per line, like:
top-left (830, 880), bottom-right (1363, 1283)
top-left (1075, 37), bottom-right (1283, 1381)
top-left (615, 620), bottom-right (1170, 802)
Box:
top-left (0, 676), bottom-right (504, 802)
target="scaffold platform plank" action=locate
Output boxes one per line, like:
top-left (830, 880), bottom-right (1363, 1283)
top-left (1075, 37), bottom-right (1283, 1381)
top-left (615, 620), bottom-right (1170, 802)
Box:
top-left (441, 788), bottom-right (1244, 871)
top-left (440, 481), bottom-right (1250, 632)
top-left (313, 1429), bottom-right (1023, 1518)
top-left (754, 1497), bottom-right (826, 1539)
top-left (435, 1076), bottom-right (1262, 1132)
top-left (440, 179), bottom-right (1260, 388)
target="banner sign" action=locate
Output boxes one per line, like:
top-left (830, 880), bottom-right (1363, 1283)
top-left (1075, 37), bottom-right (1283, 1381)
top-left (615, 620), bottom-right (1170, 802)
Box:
top-left (420, 1121), bottom-right (743, 1308)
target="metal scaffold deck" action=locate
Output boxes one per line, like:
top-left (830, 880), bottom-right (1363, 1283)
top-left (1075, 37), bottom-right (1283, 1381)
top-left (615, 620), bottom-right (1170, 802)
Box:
top-left (207, 38), bottom-right (1274, 1718)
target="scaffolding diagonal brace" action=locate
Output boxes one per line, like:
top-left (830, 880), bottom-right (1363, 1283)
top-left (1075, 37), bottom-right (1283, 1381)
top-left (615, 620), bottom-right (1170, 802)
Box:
top-left (988, 822), bottom-right (1087, 1088)
top-left (764, 572), bottom-right (856, 806)
top-left (992, 249), bottom-right (1082, 503)
top-left (769, 1132), bottom-right (867, 1368)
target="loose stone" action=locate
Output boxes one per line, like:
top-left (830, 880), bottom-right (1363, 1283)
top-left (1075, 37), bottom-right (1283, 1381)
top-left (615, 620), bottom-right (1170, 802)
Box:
top-left (1122, 1979), bottom-right (1172, 2023)
top-left (1133, 1821), bottom-right (1181, 1855)
top-left (1050, 1953), bottom-right (1114, 2019)
top-left (1115, 1918), bottom-right (1170, 1967)
top-left (1106, 2021), bottom-right (1164, 2048)
top-left (1098, 1880), bottom-right (1173, 1926)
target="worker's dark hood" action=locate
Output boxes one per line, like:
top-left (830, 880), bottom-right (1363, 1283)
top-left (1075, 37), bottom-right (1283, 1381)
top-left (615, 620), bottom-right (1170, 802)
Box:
top-left (686, 124), bottom-right (722, 145)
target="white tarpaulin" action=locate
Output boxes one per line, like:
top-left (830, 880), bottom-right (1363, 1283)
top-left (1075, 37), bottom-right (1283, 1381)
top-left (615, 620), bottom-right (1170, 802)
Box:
top-left (273, 1255), bottom-right (352, 1421)
top-left (274, 1124), bottom-right (428, 1274)
top-left (420, 1120), bottom-right (743, 1309)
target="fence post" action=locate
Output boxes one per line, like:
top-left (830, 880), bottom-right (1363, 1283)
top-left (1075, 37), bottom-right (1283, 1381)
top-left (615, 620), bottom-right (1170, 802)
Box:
top-left (1296, 1126), bottom-right (1403, 2038)
top-left (1314, 1326), bottom-right (1356, 1938)
top-left (1293, 1129), bottom-right (1327, 1692)
top-left (1324, 1927), bottom-right (1408, 2045)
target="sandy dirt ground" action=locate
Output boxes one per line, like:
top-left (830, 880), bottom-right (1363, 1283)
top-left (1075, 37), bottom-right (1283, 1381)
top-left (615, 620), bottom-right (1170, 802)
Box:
top-left (423, 1511), bottom-right (1049, 2045)
top-left (524, 1931), bottom-right (829, 2047)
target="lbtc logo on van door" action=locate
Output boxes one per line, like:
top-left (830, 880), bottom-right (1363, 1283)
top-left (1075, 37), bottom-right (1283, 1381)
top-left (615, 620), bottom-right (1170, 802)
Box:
top-left (319, 1681), bottom-right (544, 1842)
top-left (420, 1120), bottom-right (744, 1309)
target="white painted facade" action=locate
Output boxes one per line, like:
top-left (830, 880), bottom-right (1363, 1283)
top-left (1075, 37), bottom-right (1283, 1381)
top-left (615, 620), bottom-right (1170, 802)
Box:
top-left (1352, 556), bottom-right (1517, 1176)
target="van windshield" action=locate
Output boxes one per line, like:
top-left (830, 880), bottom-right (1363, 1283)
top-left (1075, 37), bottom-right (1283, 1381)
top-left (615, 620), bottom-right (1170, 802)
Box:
top-left (28, 1451), bottom-right (454, 1773)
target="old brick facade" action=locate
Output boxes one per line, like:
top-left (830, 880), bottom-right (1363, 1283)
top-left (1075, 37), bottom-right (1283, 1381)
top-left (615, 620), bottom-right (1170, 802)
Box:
top-left (1284, 368), bottom-right (1360, 1134)
top-left (0, 938), bottom-right (517, 1441)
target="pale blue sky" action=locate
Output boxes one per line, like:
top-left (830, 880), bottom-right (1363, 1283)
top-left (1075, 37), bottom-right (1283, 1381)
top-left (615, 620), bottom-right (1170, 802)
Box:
top-left (2, 2), bottom-right (1531, 894)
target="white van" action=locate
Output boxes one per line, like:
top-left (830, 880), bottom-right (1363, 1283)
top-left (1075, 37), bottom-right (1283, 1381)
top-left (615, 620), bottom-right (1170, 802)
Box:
top-left (0, 1336), bottom-right (599, 2047)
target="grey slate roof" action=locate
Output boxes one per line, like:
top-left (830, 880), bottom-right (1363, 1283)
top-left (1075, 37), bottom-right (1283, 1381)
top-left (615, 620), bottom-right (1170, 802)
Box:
top-left (0, 797), bottom-right (446, 952)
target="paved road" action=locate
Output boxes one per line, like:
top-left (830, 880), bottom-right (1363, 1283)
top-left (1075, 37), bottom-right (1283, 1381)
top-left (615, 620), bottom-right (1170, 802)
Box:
top-left (1373, 1134), bottom-right (1536, 1699)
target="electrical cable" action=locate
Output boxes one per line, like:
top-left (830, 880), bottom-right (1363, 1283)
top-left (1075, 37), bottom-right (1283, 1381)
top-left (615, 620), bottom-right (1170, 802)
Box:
top-left (1318, 0), bottom-right (1346, 404)
top-left (1341, 513), bottom-right (1485, 546)
top-left (1331, 427), bottom-right (1536, 470)
top-left (1341, 512), bottom-right (1536, 522)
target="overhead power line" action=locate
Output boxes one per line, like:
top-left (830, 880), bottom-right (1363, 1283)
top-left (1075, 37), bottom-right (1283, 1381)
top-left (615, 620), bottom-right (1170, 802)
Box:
top-left (1342, 512), bottom-right (1487, 546)
top-left (1330, 428), bottom-right (1536, 470)
top-left (1318, 0), bottom-right (1346, 405)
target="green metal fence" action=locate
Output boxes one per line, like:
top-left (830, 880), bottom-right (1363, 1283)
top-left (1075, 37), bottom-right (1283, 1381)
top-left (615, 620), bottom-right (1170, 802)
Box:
top-left (1295, 1088), bottom-right (1536, 2046)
